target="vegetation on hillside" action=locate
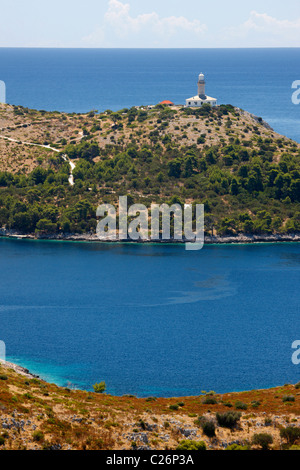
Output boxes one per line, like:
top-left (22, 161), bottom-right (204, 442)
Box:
top-left (0, 103), bottom-right (299, 237)
top-left (0, 363), bottom-right (299, 450)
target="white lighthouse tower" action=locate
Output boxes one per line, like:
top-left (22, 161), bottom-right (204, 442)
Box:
top-left (186, 73), bottom-right (217, 108)
top-left (198, 73), bottom-right (206, 99)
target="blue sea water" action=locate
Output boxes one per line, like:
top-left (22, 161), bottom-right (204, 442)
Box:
top-left (0, 48), bottom-right (300, 141)
top-left (0, 239), bottom-right (299, 397)
top-left (0, 49), bottom-right (299, 397)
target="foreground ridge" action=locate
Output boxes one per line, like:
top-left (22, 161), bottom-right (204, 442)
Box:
top-left (0, 361), bottom-right (299, 451)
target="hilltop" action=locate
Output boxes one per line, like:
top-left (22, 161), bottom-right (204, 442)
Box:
top-left (0, 102), bottom-right (299, 239)
top-left (0, 361), bottom-right (299, 451)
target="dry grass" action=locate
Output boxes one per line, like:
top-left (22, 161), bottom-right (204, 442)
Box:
top-left (0, 363), bottom-right (299, 450)
top-left (0, 103), bottom-right (298, 174)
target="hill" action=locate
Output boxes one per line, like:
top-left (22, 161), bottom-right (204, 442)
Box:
top-left (0, 361), bottom-right (299, 450)
top-left (0, 102), bottom-right (299, 239)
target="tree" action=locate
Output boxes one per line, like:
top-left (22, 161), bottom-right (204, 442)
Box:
top-left (168, 160), bottom-right (181, 178)
top-left (30, 167), bottom-right (49, 185)
top-left (280, 427), bottom-right (300, 446)
top-left (111, 112), bottom-right (122, 124)
top-left (36, 218), bottom-right (57, 234)
top-left (65, 141), bottom-right (100, 161)
top-left (230, 178), bottom-right (239, 195)
top-left (10, 212), bottom-right (33, 233)
top-left (243, 219), bottom-right (254, 234)
top-left (216, 412), bottom-right (241, 429)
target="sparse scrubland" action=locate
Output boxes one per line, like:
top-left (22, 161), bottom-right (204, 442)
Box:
top-left (0, 102), bottom-right (299, 238)
top-left (0, 362), bottom-right (299, 450)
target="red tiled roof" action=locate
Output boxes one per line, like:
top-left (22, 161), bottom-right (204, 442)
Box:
top-left (160, 100), bottom-right (174, 105)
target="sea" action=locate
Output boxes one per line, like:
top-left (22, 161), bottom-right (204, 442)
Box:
top-left (0, 48), bottom-right (299, 397)
top-left (0, 239), bottom-right (299, 397)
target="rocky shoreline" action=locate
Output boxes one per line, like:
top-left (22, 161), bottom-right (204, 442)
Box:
top-left (0, 360), bottom-right (39, 379)
top-left (0, 229), bottom-right (299, 245)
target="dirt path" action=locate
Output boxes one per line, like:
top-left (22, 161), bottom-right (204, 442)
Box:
top-left (0, 133), bottom-right (76, 186)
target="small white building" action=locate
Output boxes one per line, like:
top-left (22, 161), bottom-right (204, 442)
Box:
top-left (186, 73), bottom-right (217, 108)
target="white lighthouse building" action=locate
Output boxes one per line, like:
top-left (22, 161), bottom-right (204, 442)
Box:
top-left (185, 73), bottom-right (217, 108)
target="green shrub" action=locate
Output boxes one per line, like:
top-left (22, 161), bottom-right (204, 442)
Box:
top-left (223, 402), bottom-right (233, 408)
top-left (251, 401), bottom-right (261, 409)
top-left (202, 396), bottom-right (218, 405)
top-left (235, 401), bottom-right (248, 410)
top-left (0, 436), bottom-right (5, 446)
top-left (216, 411), bottom-right (241, 429)
top-left (252, 433), bottom-right (273, 450)
top-left (138, 419), bottom-right (146, 430)
top-left (169, 404), bottom-right (179, 411)
top-left (93, 381), bottom-right (106, 394)
top-left (197, 136), bottom-right (206, 144)
top-left (282, 395), bottom-right (295, 403)
top-left (226, 444), bottom-right (250, 450)
top-left (195, 416), bottom-right (216, 437)
top-left (0, 375), bottom-right (8, 381)
top-left (176, 440), bottom-right (206, 451)
top-left (32, 430), bottom-right (44, 442)
top-left (201, 420), bottom-right (216, 438)
top-left (145, 397), bottom-right (157, 402)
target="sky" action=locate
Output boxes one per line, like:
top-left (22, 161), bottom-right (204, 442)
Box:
top-left (1, 0), bottom-right (300, 48)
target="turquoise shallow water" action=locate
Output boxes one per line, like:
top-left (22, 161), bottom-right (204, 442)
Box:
top-left (0, 239), bottom-right (299, 397)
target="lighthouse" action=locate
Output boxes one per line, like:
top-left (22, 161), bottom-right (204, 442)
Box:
top-left (186, 73), bottom-right (217, 108)
top-left (198, 73), bottom-right (206, 99)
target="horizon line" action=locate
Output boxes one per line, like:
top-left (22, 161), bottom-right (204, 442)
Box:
top-left (0, 46), bottom-right (300, 50)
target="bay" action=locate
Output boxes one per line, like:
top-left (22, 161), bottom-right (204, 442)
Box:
top-left (0, 238), bottom-right (299, 397)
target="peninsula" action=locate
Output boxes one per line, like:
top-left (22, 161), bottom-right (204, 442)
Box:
top-left (0, 102), bottom-right (299, 241)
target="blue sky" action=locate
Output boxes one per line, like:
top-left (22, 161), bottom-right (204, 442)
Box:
top-left (1, 0), bottom-right (300, 47)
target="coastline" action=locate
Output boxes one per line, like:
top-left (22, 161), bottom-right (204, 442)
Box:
top-left (0, 359), bottom-right (39, 379)
top-left (0, 358), bottom-right (295, 398)
top-left (1, 359), bottom-right (299, 450)
top-left (0, 229), bottom-right (299, 246)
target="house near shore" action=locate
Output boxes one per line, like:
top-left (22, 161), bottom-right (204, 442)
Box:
top-left (159, 100), bottom-right (174, 106)
top-left (186, 73), bottom-right (217, 108)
